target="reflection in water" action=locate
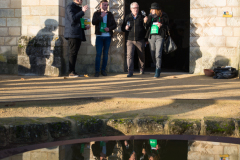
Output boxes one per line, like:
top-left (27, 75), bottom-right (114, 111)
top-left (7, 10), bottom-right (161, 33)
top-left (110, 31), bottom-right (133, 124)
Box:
top-left (61, 139), bottom-right (188, 160)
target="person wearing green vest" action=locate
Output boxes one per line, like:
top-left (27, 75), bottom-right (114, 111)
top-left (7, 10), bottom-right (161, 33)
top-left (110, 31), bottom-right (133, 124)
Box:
top-left (144, 3), bottom-right (169, 78)
top-left (92, 0), bottom-right (117, 77)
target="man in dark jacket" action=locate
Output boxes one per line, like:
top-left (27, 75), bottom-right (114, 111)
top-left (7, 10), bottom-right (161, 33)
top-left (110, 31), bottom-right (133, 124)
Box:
top-left (121, 2), bottom-right (148, 77)
top-left (91, 141), bottom-right (116, 160)
top-left (64, 0), bottom-right (90, 77)
top-left (92, 0), bottom-right (117, 77)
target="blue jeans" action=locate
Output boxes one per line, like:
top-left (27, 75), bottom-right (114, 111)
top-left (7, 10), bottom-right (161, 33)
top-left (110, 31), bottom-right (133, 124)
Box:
top-left (95, 36), bottom-right (112, 72)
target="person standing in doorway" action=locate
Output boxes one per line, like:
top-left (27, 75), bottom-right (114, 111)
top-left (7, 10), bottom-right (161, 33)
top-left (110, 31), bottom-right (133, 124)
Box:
top-left (64, 0), bottom-right (90, 77)
top-left (92, 0), bottom-right (117, 77)
top-left (144, 2), bottom-right (169, 78)
top-left (121, 2), bottom-right (148, 77)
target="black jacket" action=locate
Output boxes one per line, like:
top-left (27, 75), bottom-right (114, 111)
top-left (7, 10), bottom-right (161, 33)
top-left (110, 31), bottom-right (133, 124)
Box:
top-left (91, 141), bottom-right (116, 158)
top-left (92, 10), bottom-right (117, 37)
top-left (64, 2), bottom-right (86, 41)
top-left (145, 12), bottom-right (169, 39)
top-left (121, 12), bottom-right (146, 41)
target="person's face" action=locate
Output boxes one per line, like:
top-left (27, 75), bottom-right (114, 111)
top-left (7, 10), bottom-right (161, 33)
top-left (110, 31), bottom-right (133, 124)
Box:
top-left (130, 3), bottom-right (139, 15)
top-left (124, 141), bottom-right (128, 146)
top-left (151, 9), bottom-right (156, 15)
top-left (100, 2), bottom-right (109, 11)
top-left (129, 153), bottom-right (136, 160)
top-left (142, 149), bottom-right (146, 155)
top-left (149, 156), bottom-right (154, 160)
top-left (74, 0), bottom-right (82, 5)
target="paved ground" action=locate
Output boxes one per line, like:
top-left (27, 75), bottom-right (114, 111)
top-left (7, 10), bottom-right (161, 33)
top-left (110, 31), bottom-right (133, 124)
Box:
top-left (1, 72), bottom-right (240, 119)
top-left (1, 72), bottom-right (240, 101)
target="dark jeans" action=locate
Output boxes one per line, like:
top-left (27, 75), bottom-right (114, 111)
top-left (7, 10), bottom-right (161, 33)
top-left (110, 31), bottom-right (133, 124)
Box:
top-left (95, 36), bottom-right (111, 72)
top-left (68, 38), bottom-right (81, 73)
top-left (148, 35), bottom-right (164, 69)
top-left (126, 39), bottom-right (145, 74)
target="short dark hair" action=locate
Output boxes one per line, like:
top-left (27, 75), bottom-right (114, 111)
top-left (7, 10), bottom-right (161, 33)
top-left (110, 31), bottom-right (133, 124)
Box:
top-left (100, 0), bottom-right (108, 4)
top-left (100, 0), bottom-right (108, 3)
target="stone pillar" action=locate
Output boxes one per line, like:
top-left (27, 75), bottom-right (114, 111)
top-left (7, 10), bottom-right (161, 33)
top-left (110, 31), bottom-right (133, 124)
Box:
top-left (190, 0), bottom-right (240, 74)
top-left (0, 0), bottom-right (21, 75)
top-left (18, 0), bottom-right (67, 76)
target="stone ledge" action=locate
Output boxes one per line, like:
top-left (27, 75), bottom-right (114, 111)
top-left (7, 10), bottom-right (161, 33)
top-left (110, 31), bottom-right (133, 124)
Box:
top-left (0, 116), bottom-right (240, 151)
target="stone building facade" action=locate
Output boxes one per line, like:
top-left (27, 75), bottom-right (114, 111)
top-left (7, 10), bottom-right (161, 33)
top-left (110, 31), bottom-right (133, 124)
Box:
top-left (0, 0), bottom-right (240, 75)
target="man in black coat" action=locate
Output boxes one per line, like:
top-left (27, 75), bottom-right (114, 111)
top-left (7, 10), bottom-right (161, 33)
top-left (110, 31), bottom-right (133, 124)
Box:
top-left (91, 141), bottom-right (116, 160)
top-left (121, 2), bottom-right (148, 77)
top-left (64, 0), bottom-right (90, 77)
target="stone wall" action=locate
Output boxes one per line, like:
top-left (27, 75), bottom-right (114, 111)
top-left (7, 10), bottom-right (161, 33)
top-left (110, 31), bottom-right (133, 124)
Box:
top-left (0, 0), bottom-right (21, 75)
top-left (1, 146), bottom-right (60, 160)
top-left (18, 0), bottom-right (67, 76)
top-left (190, 0), bottom-right (240, 74)
top-left (188, 141), bottom-right (240, 160)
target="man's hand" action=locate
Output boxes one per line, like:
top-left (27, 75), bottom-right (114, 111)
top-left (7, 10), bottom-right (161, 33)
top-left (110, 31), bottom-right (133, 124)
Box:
top-left (125, 25), bottom-right (130, 30)
top-left (104, 27), bottom-right (109, 32)
top-left (101, 11), bottom-right (108, 17)
top-left (157, 23), bottom-right (162, 28)
top-left (85, 25), bottom-right (90, 30)
top-left (82, 5), bottom-right (88, 12)
top-left (144, 16), bottom-right (148, 23)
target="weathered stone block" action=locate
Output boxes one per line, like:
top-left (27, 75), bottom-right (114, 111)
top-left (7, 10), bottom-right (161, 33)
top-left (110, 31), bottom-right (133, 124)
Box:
top-left (6, 64), bottom-right (18, 74)
top-left (12, 46), bottom-right (18, 55)
top-left (48, 152), bottom-right (59, 160)
top-left (226, 37), bottom-right (240, 47)
top-left (169, 119), bottom-right (201, 135)
top-left (69, 116), bottom-right (104, 135)
top-left (0, 9), bottom-right (15, 18)
top-left (78, 55), bottom-right (95, 65)
top-left (22, 0), bottom-right (39, 6)
top-left (227, 17), bottom-right (240, 26)
top-left (190, 37), bottom-right (225, 47)
top-left (109, 54), bottom-right (124, 65)
top-left (0, 18), bottom-right (6, 26)
top-left (27, 26), bottom-right (42, 36)
top-left (8, 123), bottom-right (49, 144)
top-left (0, 37), bottom-right (4, 45)
top-left (47, 120), bottom-right (71, 139)
top-left (30, 152), bottom-right (47, 160)
top-left (218, 47), bottom-right (236, 57)
top-left (46, 6), bottom-right (59, 16)
top-left (4, 37), bottom-right (17, 45)
top-left (30, 6), bottom-right (47, 16)
top-left (227, 0), bottom-right (240, 6)
top-left (224, 146), bottom-right (238, 155)
top-left (40, 0), bottom-right (59, 5)
top-left (107, 64), bottom-right (124, 73)
top-left (11, 0), bottom-right (21, 8)
top-left (202, 27), bottom-right (222, 36)
top-left (187, 151), bottom-right (201, 160)
top-left (203, 8), bottom-right (217, 16)
top-left (0, 0), bottom-right (11, 8)
top-left (223, 27), bottom-right (233, 36)
top-left (22, 16), bottom-right (40, 26)
top-left (22, 7), bottom-right (30, 16)
top-left (9, 27), bottom-right (21, 36)
top-left (234, 27), bottom-right (240, 36)
top-left (87, 46), bottom-right (96, 55)
top-left (0, 46), bottom-right (11, 54)
top-left (7, 18), bottom-right (21, 26)
top-left (0, 126), bottom-right (7, 147)
top-left (7, 55), bottom-right (17, 64)
top-left (204, 117), bottom-right (235, 136)
top-left (59, 7), bottom-right (65, 17)
top-left (106, 119), bottom-right (133, 135)
top-left (137, 117), bottom-right (168, 134)
top-left (15, 9), bottom-right (21, 17)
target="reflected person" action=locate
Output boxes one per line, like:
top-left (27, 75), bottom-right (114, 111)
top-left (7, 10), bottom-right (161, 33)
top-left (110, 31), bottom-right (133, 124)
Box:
top-left (64, 0), bottom-right (90, 77)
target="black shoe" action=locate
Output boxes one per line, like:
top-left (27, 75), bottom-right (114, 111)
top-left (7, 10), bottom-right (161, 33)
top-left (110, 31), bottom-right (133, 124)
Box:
top-left (154, 68), bottom-right (161, 78)
top-left (69, 71), bottom-right (79, 77)
top-left (127, 73), bottom-right (133, 77)
top-left (140, 69), bottom-right (144, 74)
top-left (101, 70), bottom-right (107, 76)
top-left (94, 72), bottom-right (99, 77)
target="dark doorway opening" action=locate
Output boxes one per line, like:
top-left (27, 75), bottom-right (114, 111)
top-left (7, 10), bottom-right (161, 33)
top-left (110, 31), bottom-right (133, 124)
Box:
top-left (124, 0), bottom-right (190, 73)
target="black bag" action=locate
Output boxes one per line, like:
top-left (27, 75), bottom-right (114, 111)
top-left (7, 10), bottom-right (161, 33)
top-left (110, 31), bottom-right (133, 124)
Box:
top-left (213, 67), bottom-right (238, 79)
top-left (163, 26), bottom-right (177, 54)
